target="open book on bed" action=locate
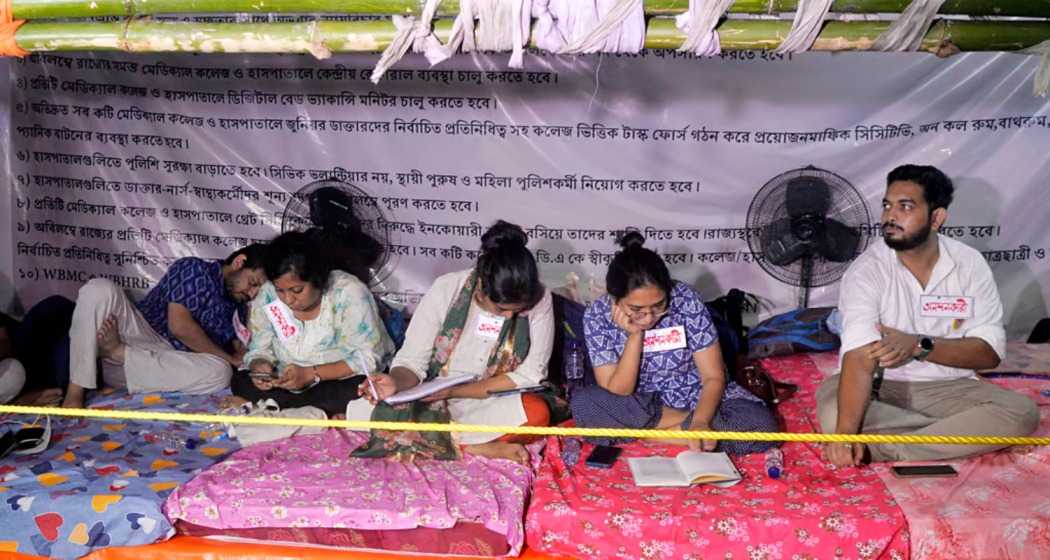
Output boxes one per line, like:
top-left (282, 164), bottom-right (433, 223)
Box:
top-left (627, 451), bottom-right (742, 488)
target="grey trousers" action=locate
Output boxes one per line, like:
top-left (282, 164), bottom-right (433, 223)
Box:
top-left (816, 374), bottom-right (1039, 462)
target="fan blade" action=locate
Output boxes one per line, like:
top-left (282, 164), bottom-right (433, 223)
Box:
top-left (762, 218), bottom-right (812, 266)
top-left (785, 176), bottom-right (831, 219)
top-left (818, 219), bottom-right (862, 262)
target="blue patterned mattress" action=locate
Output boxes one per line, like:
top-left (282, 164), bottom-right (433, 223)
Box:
top-left (0, 390), bottom-right (238, 558)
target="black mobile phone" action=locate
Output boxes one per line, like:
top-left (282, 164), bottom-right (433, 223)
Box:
top-left (890, 464), bottom-right (958, 478)
top-left (585, 445), bottom-right (622, 469)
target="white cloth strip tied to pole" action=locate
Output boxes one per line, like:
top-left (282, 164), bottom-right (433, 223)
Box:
top-left (774, 0), bottom-right (834, 55)
top-left (676, 0), bottom-right (735, 57)
top-left (370, 0), bottom-right (445, 84)
top-left (432, 0), bottom-right (532, 69)
top-left (532, 0), bottom-right (568, 51)
top-left (307, 19), bottom-right (333, 59)
top-left (533, 0), bottom-right (645, 55)
top-left (1020, 39), bottom-right (1050, 97)
top-left (872, 0), bottom-right (946, 52)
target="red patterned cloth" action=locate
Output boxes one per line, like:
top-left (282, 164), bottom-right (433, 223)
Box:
top-left (526, 354), bottom-right (909, 560)
top-left (176, 520), bottom-right (510, 556)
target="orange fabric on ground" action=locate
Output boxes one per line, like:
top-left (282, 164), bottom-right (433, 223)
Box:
top-left (498, 392), bottom-right (550, 444)
top-left (2, 552), bottom-right (45, 560)
top-left (63, 536), bottom-right (562, 560)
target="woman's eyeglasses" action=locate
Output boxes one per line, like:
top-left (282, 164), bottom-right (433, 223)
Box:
top-left (622, 300), bottom-right (669, 321)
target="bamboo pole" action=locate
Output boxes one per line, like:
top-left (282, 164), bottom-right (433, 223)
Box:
top-left (11, 0), bottom-right (1050, 20)
top-left (13, 18), bottom-right (1050, 54)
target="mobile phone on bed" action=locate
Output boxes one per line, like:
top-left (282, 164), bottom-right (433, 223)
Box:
top-left (890, 464), bottom-right (958, 478)
top-left (585, 445), bottom-right (622, 469)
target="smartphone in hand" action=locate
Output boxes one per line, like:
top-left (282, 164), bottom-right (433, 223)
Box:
top-left (243, 369), bottom-right (277, 380)
top-left (585, 445), bottom-right (622, 469)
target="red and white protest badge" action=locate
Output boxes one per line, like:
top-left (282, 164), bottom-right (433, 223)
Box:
top-left (643, 325), bottom-right (687, 353)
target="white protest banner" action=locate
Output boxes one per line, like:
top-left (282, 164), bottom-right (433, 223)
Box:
top-left (7, 50), bottom-right (1049, 337)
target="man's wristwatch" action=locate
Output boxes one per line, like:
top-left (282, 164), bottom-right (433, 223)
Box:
top-left (915, 336), bottom-right (935, 361)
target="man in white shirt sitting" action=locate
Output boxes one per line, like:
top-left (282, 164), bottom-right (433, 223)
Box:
top-left (818, 164), bottom-right (1038, 468)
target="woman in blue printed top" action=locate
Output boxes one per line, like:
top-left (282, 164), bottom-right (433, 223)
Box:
top-left (573, 232), bottom-right (777, 454)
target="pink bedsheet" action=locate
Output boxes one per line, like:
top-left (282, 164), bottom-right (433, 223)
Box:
top-left (525, 354), bottom-right (909, 560)
top-left (164, 429), bottom-right (540, 555)
top-left (800, 349), bottom-right (1050, 559)
top-left (981, 342), bottom-right (1050, 375)
top-left (872, 377), bottom-right (1050, 560)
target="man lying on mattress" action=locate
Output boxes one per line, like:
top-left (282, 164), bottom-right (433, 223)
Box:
top-left (818, 164), bottom-right (1039, 467)
top-left (60, 244), bottom-right (268, 409)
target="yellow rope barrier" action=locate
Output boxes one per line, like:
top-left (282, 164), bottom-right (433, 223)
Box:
top-left (2, 404), bottom-right (1048, 446)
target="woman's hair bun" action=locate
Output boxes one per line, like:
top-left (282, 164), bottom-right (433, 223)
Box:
top-left (617, 230), bottom-right (646, 250)
top-left (480, 220), bottom-right (528, 253)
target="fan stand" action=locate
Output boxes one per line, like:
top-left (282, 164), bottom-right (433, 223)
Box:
top-left (798, 255), bottom-right (813, 309)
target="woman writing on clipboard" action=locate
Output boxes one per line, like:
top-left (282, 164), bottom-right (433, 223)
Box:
top-left (358, 221), bottom-right (553, 464)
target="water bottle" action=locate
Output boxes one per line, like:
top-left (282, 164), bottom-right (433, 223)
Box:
top-left (564, 342), bottom-right (584, 382)
top-left (563, 341), bottom-right (584, 400)
top-left (765, 447), bottom-right (784, 479)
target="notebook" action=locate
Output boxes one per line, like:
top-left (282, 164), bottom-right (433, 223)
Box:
top-left (627, 451), bottom-right (743, 487)
top-left (382, 373), bottom-right (480, 405)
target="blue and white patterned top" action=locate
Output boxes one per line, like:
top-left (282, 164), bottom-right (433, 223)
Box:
top-left (136, 258), bottom-right (237, 351)
top-left (584, 281), bottom-right (757, 410)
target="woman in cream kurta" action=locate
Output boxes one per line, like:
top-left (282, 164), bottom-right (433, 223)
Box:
top-left (362, 220), bottom-right (553, 464)
top-left (389, 268), bottom-right (554, 443)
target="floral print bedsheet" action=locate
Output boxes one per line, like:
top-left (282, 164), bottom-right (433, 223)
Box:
top-left (526, 354), bottom-right (909, 560)
top-left (165, 429), bottom-right (541, 555)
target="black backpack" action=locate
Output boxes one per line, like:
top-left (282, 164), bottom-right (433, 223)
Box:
top-left (705, 288), bottom-right (755, 374)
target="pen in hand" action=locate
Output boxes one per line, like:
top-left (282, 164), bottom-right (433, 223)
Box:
top-left (365, 374), bottom-right (381, 402)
